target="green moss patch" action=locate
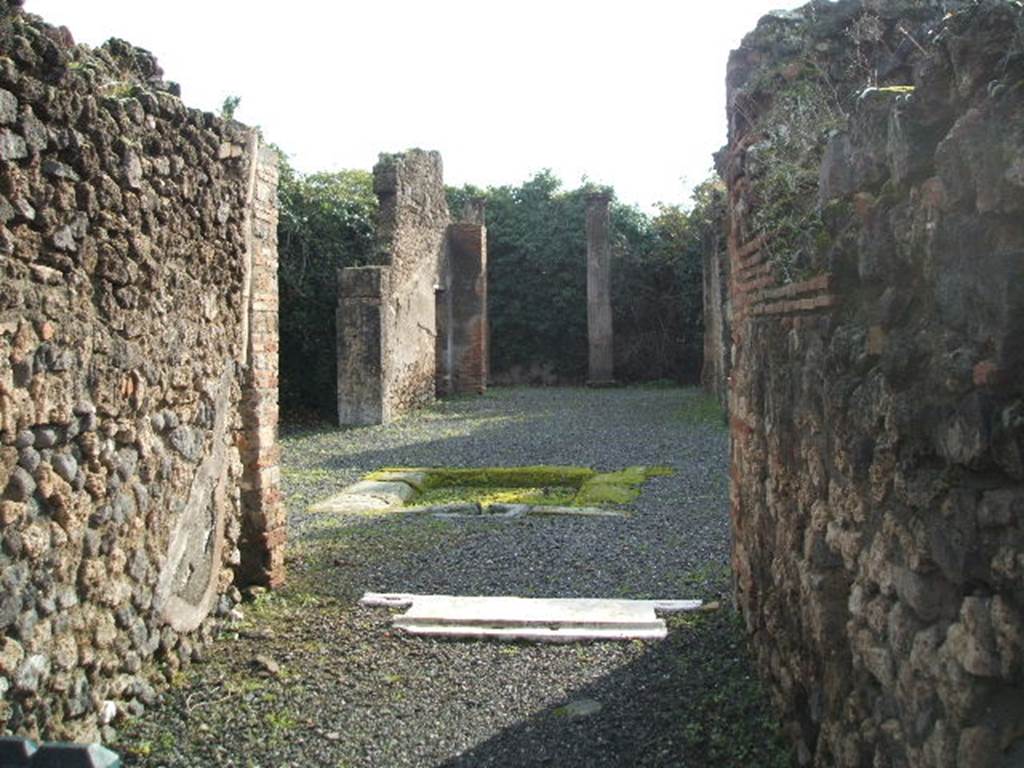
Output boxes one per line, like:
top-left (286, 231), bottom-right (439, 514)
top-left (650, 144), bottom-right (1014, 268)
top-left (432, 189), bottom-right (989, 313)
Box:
top-left (420, 465), bottom-right (596, 489)
top-left (410, 485), bottom-right (577, 509)
top-left (574, 465), bottom-right (673, 506)
top-left (359, 464), bottom-right (675, 511)
top-left (574, 482), bottom-right (640, 506)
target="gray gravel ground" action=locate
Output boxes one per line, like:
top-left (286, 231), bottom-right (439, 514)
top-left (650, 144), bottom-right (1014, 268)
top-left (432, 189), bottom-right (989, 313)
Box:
top-left (115, 387), bottom-right (790, 767)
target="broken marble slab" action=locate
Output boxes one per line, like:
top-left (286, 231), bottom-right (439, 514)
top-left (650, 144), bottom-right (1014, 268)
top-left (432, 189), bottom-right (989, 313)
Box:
top-left (359, 593), bottom-right (704, 642)
top-left (309, 480), bottom-right (417, 513)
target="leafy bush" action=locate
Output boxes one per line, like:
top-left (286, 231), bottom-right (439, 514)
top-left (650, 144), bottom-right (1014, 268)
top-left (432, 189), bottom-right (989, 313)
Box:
top-left (611, 195), bottom-right (716, 383)
top-left (449, 172), bottom-right (715, 384)
top-left (277, 156), bottom-right (376, 417)
top-left (452, 172), bottom-right (590, 380)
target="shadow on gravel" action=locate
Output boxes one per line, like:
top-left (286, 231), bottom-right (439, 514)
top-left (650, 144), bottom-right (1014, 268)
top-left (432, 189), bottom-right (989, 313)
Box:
top-left (308, 427), bottom-right (607, 475)
top-left (439, 610), bottom-right (792, 768)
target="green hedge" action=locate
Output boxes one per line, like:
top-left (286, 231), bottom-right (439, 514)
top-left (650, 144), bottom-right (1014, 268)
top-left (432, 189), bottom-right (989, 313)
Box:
top-left (449, 172), bottom-right (718, 383)
top-left (277, 157), bottom-right (376, 418)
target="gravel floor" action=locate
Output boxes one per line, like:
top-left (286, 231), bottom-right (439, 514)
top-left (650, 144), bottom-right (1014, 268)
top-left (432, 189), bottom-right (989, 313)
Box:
top-left (115, 387), bottom-right (790, 767)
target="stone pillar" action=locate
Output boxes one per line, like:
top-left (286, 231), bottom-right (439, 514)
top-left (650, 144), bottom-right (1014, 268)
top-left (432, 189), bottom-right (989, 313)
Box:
top-left (337, 266), bottom-right (389, 425)
top-left (461, 197), bottom-right (488, 226)
top-left (444, 223), bottom-right (488, 394)
top-left (238, 136), bottom-right (286, 589)
top-left (435, 283), bottom-right (452, 396)
top-left (585, 192), bottom-right (615, 385)
top-left (701, 191), bottom-right (730, 408)
top-left (337, 149), bottom-right (449, 426)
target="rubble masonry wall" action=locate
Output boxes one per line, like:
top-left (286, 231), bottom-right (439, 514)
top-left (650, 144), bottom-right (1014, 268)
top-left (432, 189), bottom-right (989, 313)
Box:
top-left (0, 2), bottom-right (282, 740)
top-left (724, 2), bottom-right (1024, 766)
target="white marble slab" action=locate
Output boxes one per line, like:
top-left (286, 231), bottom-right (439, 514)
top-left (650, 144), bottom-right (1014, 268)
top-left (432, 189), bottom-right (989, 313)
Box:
top-left (360, 593), bottom-right (704, 642)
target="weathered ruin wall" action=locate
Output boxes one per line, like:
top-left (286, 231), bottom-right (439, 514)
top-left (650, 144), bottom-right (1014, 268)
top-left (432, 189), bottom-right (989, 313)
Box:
top-left (724, 1), bottom-right (1024, 766)
top-left (338, 149), bottom-right (449, 424)
top-left (376, 150), bottom-right (449, 416)
top-left (0, 2), bottom-right (282, 741)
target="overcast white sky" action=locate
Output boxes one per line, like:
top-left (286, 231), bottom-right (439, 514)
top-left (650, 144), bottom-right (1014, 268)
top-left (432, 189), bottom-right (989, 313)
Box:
top-left (27, 0), bottom-right (802, 210)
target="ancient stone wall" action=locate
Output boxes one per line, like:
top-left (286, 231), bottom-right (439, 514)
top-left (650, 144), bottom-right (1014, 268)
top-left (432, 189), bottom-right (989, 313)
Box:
top-left (337, 149), bottom-right (449, 424)
top-left (0, 2), bottom-right (282, 741)
top-left (724, 2), bottom-right (1024, 766)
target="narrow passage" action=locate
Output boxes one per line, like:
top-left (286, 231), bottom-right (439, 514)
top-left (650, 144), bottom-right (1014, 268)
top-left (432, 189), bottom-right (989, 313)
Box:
top-left (116, 387), bottom-right (788, 767)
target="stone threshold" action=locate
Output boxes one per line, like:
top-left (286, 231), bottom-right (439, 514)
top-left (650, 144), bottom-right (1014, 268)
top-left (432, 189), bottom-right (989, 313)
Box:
top-left (424, 503), bottom-right (626, 519)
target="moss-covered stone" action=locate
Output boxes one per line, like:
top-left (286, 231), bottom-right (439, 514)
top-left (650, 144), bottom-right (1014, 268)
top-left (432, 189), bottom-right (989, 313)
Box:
top-left (409, 485), bottom-right (577, 509)
top-left (573, 483), bottom-right (640, 506)
top-left (349, 464), bottom-right (673, 512)
top-left (364, 469), bottom-right (430, 491)
top-left (588, 466), bottom-right (649, 486)
top-left (420, 465), bottom-right (596, 489)
top-left (574, 466), bottom-right (675, 507)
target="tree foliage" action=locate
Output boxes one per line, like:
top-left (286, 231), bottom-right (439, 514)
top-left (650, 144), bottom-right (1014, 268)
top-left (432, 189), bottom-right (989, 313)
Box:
top-left (450, 171), bottom-right (590, 380)
top-left (277, 155), bottom-right (376, 417)
top-left (449, 172), bottom-right (719, 384)
top-left (278, 158), bottom-right (719, 416)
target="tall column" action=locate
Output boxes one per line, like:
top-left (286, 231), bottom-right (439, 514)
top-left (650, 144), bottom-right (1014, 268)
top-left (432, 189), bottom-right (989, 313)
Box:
top-left (445, 223), bottom-right (489, 394)
top-left (238, 137), bottom-right (286, 588)
top-left (586, 192), bottom-right (615, 385)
